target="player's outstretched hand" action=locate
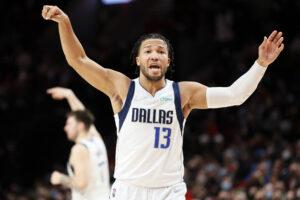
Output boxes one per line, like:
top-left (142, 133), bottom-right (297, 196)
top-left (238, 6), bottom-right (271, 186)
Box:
top-left (41, 5), bottom-right (68, 23)
top-left (257, 30), bottom-right (284, 67)
top-left (47, 87), bottom-right (72, 100)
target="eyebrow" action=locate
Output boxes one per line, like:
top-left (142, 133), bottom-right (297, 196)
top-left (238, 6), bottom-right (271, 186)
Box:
top-left (143, 45), bottom-right (167, 49)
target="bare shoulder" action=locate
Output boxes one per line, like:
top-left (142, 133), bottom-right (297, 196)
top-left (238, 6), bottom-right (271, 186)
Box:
top-left (178, 81), bottom-right (207, 90)
top-left (69, 144), bottom-right (90, 165)
top-left (178, 81), bottom-right (208, 116)
top-left (71, 144), bottom-right (89, 156)
top-left (178, 81), bottom-right (207, 101)
top-left (105, 69), bottom-right (132, 113)
top-left (106, 68), bottom-right (131, 100)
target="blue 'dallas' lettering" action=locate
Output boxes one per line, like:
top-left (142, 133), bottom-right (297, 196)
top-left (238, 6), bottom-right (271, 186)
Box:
top-left (132, 108), bottom-right (173, 124)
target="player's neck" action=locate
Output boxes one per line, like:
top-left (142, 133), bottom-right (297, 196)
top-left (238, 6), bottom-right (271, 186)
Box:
top-left (75, 131), bottom-right (92, 143)
top-left (139, 76), bottom-right (166, 96)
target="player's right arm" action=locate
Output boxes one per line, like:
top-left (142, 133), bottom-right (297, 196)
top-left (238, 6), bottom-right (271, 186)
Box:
top-left (47, 87), bottom-right (85, 111)
top-left (41, 5), bottom-right (131, 113)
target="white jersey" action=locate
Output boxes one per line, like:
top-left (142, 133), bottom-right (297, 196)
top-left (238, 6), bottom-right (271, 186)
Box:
top-left (114, 78), bottom-right (186, 188)
top-left (67, 135), bottom-right (110, 200)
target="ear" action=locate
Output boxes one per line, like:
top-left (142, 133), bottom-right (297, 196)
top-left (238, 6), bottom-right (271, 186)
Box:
top-left (136, 57), bottom-right (140, 66)
top-left (78, 122), bottom-right (85, 131)
top-left (167, 58), bottom-right (171, 67)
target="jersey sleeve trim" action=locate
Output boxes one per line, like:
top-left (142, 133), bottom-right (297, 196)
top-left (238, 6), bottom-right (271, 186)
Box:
top-left (78, 142), bottom-right (89, 151)
top-left (118, 80), bottom-right (135, 132)
top-left (172, 82), bottom-right (184, 134)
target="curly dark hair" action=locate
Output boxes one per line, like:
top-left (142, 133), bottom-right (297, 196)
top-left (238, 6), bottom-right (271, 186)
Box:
top-left (130, 33), bottom-right (175, 77)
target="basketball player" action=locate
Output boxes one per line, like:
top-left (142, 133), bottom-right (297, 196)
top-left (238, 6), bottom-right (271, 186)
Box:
top-left (47, 87), bottom-right (110, 200)
top-left (42, 5), bottom-right (284, 200)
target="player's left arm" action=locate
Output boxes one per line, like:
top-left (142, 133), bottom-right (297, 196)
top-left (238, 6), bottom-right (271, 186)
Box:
top-left (68, 144), bottom-right (90, 190)
top-left (180, 30), bottom-right (284, 118)
top-left (50, 144), bottom-right (91, 189)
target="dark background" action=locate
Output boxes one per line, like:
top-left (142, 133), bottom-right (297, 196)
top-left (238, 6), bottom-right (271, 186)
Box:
top-left (1, 0), bottom-right (300, 199)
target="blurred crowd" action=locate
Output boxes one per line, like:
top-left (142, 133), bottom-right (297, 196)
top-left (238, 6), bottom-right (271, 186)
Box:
top-left (1, 0), bottom-right (300, 199)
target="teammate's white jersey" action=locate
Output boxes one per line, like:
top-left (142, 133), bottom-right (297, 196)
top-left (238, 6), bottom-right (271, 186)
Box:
top-left (67, 135), bottom-right (110, 200)
top-left (114, 78), bottom-right (186, 188)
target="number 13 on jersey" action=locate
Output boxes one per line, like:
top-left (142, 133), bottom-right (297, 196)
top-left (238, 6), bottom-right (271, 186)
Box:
top-left (154, 127), bottom-right (171, 149)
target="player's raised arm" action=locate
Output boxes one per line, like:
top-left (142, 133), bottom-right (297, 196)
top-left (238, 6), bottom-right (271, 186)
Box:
top-left (180, 30), bottom-right (284, 117)
top-left (47, 87), bottom-right (85, 111)
top-left (46, 87), bottom-right (104, 138)
top-left (41, 5), bottom-right (131, 103)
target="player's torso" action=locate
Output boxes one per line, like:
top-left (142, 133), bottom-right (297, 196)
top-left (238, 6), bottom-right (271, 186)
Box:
top-left (67, 136), bottom-right (110, 200)
top-left (114, 78), bottom-right (186, 188)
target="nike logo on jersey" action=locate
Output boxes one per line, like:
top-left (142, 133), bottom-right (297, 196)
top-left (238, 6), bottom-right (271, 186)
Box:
top-left (132, 108), bottom-right (173, 124)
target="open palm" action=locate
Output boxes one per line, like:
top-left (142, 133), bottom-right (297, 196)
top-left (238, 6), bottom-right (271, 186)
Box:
top-left (257, 30), bottom-right (284, 67)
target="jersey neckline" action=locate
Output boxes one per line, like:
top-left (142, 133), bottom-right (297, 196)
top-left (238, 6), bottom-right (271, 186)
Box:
top-left (136, 78), bottom-right (171, 98)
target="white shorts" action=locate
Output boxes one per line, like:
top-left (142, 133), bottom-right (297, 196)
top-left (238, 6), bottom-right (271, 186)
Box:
top-left (109, 180), bottom-right (187, 200)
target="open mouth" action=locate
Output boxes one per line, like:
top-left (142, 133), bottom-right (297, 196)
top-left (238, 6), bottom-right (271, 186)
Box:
top-left (149, 64), bottom-right (160, 69)
top-left (149, 65), bottom-right (161, 74)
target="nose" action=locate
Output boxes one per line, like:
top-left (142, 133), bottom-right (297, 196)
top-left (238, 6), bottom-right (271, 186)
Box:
top-left (149, 52), bottom-right (159, 61)
top-left (64, 125), bottom-right (67, 132)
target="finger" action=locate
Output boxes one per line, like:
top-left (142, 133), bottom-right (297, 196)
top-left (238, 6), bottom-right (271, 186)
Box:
top-left (278, 43), bottom-right (284, 53)
top-left (263, 36), bottom-right (267, 47)
top-left (41, 8), bottom-right (47, 19)
top-left (266, 36), bottom-right (271, 49)
top-left (276, 37), bottom-right (284, 47)
top-left (42, 5), bottom-right (52, 19)
top-left (274, 44), bottom-right (284, 58)
top-left (43, 5), bottom-right (52, 10)
top-left (259, 36), bottom-right (267, 50)
top-left (46, 88), bottom-right (55, 94)
top-left (273, 32), bottom-right (283, 44)
top-left (46, 7), bottom-right (54, 19)
top-left (52, 94), bottom-right (63, 100)
top-left (268, 30), bottom-right (277, 42)
top-left (46, 6), bottom-right (59, 20)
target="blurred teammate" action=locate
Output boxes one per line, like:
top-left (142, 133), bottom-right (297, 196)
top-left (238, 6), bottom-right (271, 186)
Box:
top-left (47, 87), bottom-right (110, 200)
top-left (42, 6), bottom-right (284, 200)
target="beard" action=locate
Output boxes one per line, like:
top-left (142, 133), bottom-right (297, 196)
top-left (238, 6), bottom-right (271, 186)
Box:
top-left (140, 65), bottom-right (167, 82)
